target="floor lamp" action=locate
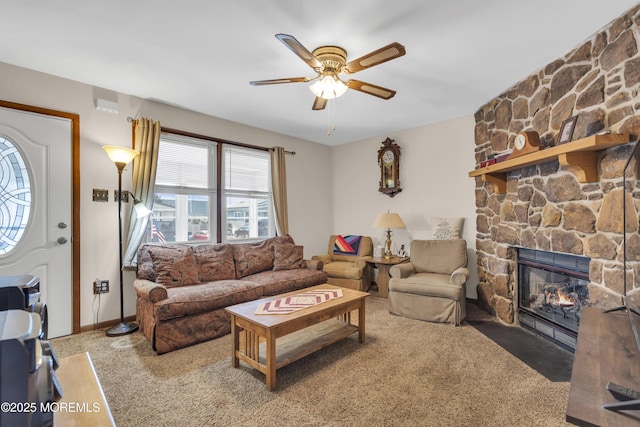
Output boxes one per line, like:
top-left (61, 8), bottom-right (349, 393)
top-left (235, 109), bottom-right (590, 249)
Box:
top-left (103, 145), bottom-right (150, 337)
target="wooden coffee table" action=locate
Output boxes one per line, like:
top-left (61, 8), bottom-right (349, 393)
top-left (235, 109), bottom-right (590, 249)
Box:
top-left (225, 284), bottom-right (368, 390)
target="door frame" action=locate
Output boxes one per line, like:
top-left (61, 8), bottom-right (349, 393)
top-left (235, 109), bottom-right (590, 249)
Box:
top-left (0, 99), bottom-right (80, 334)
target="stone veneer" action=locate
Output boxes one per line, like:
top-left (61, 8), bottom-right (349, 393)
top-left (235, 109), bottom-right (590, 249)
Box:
top-left (473, 5), bottom-right (640, 324)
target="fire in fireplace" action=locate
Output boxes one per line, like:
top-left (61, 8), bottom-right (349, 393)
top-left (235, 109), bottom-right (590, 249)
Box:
top-left (516, 248), bottom-right (591, 351)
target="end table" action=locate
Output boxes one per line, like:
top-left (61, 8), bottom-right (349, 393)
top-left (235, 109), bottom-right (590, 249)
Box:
top-left (365, 256), bottom-right (410, 298)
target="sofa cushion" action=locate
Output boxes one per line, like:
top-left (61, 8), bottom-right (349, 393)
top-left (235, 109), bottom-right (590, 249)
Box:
top-left (137, 244), bottom-right (156, 281)
top-left (389, 272), bottom-right (465, 300)
top-left (240, 269), bottom-right (328, 296)
top-left (155, 280), bottom-right (264, 321)
top-left (323, 261), bottom-right (363, 280)
top-left (410, 239), bottom-right (467, 275)
top-left (233, 235), bottom-right (294, 278)
top-left (193, 243), bottom-right (236, 282)
top-left (148, 245), bottom-right (199, 287)
top-left (273, 242), bottom-right (304, 271)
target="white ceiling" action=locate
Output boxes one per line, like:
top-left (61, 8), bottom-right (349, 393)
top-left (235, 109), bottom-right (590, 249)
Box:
top-left (1, 1), bottom-right (638, 146)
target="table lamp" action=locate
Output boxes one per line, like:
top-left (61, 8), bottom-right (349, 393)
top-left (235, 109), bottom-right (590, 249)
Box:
top-left (373, 211), bottom-right (406, 258)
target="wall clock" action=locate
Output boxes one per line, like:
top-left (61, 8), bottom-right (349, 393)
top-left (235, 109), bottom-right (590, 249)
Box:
top-left (378, 137), bottom-right (402, 197)
top-left (507, 130), bottom-right (542, 160)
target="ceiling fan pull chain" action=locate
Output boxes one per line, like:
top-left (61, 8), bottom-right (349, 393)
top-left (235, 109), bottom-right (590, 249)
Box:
top-left (327, 99), bottom-right (337, 135)
top-left (332, 98), bottom-right (337, 132)
top-left (327, 99), bottom-right (331, 135)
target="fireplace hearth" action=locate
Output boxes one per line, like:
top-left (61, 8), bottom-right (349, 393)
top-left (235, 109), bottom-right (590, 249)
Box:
top-left (516, 248), bottom-right (591, 351)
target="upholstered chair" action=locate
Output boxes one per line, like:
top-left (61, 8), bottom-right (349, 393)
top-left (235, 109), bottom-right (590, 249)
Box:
top-left (312, 235), bottom-right (373, 292)
top-left (388, 239), bottom-right (469, 325)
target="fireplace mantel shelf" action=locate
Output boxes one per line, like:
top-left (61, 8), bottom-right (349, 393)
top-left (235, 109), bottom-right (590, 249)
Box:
top-left (469, 133), bottom-right (630, 193)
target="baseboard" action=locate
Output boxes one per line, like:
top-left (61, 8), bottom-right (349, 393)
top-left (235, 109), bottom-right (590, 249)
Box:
top-left (79, 315), bottom-right (137, 333)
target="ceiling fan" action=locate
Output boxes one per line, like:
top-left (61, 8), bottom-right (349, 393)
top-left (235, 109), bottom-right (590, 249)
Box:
top-left (250, 34), bottom-right (406, 110)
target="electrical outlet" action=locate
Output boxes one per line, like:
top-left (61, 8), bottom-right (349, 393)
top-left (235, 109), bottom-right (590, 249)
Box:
top-left (93, 279), bottom-right (109, 294)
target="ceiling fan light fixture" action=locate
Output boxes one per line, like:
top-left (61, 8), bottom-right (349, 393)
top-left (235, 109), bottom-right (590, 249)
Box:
top-left (251, 34), bottom-right (405, 110)
top-left (309, 74), bottom-right (348, 100)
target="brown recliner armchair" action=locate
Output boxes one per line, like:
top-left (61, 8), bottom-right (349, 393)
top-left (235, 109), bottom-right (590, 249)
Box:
top-left (388, 239), bottom-right (469, 326)
top-left (312, 235), bottom-right (373, 292)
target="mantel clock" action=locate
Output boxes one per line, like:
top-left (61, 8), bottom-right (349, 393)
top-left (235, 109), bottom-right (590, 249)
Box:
top-left (378, 137), bottom-right (402, 197)
top-left (507, 130), bottom-right (542, 160)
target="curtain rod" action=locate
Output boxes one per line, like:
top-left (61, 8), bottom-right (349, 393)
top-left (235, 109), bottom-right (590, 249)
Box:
top-left (127, 116), bottom-right (295, 155)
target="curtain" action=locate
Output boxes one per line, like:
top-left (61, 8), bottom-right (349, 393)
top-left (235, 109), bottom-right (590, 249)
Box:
top-left (270, 146), bottom-right (289, 235)
top-left (123, 117), bottom-right (161, 267)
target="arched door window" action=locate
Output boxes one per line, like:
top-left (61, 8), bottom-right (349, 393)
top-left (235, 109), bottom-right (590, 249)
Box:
top-left (0, 136), bottom-right (31, 254)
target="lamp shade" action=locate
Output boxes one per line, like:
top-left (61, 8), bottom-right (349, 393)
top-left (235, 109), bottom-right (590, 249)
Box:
top-left (103, 145), bottom-right (139, 165)
top-left (132, 200), bottom-right (152, 218)
top-left (373, 212), bottom-right (406, 229)
top-left (309, 74), bottom-right (348, 100)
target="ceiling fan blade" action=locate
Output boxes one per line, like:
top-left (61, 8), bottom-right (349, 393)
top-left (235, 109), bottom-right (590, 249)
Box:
top-left (343, 42), bottom-right (406, 74)
top-left (346, 80), bottom-right (397, 99)
top-left (250, 77), bottom-right (310, 86)
top-left (312, 97), bottom-right (327, 110)
top-left (275, 33), bottom-right (323, 70)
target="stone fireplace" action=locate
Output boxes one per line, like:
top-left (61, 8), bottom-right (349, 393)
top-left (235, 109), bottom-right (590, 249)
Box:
top-left (472, 5), bottom-right (640, 327)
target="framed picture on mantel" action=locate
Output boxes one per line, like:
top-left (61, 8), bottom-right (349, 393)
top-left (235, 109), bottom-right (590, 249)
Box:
top-left (558, 115), bottom-right (578, 144)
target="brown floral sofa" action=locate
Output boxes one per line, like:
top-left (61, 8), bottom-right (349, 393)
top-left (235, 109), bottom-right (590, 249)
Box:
top-left (134, 235), bottom-right (327, 354)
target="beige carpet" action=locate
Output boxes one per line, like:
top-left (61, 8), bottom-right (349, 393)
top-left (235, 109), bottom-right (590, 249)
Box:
top-left (51, 297), bottom-right (571, 426)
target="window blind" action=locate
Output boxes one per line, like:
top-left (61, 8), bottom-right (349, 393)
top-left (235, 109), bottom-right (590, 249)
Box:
top-left (223, 145), bottom-right (269, 193)
top-left (156, 136), bottom-right (209, 189)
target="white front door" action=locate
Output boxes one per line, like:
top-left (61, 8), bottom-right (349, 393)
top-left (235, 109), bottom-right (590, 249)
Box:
top-left (0, 106), bottom-right (72, 338)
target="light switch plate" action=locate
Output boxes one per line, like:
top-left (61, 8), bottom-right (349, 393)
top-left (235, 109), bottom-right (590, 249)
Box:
top-left (114, 190), bottom-right (129, 202)
top-left (92, 189), bottom-right (109, 202)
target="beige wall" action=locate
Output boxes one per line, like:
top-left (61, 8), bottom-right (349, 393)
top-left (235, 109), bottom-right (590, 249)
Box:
top-left (0, 60), bottom-right (477, 331)
top-left (331, 116), bottom-right (479, 297)
top-left (0, 61), bottom-right (333, 329)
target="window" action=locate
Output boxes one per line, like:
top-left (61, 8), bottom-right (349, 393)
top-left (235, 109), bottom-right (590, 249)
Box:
top-left (150, 134), bottom-right (213, 243)
top-left (0, 136), bottom-right (31, 254)
top-left (223, 146), bottom-right (274, 240)
top-left (149, 133), bottom-right (274, 243)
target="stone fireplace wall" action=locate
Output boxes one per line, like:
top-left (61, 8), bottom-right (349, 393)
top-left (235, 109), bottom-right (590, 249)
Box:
top-left (473, 5), bottom-right (640, 324)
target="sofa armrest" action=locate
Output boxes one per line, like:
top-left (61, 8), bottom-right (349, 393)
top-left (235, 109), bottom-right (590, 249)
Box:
top-left (133, 279), bottom-right (168, 303)
top-left (390, 262), bottom-right (416, 279)
top-left (353, 257), bottom-right (368, 269)
top-left (304, 259), bottom-right (324, 270)
top-left (312, 254), bottom-right (332, 264)
top-left (450, 267), bottom-right (470, 286)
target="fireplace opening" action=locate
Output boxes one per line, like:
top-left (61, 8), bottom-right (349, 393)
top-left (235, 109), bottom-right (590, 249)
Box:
top-left (516, 248), bottom-right (591, 351)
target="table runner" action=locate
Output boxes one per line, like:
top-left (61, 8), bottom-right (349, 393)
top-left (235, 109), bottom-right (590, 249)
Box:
top-left (255, 288), bottom-right (343, 315)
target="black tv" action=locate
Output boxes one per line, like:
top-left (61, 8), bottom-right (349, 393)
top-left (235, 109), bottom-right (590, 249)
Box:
top-left (603, 137), bottom-right (640, 412)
